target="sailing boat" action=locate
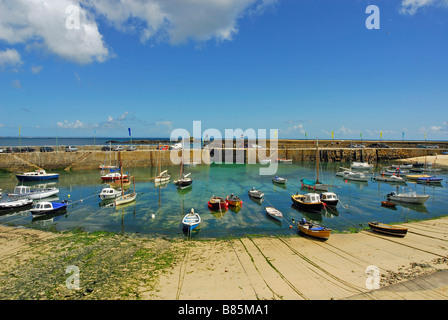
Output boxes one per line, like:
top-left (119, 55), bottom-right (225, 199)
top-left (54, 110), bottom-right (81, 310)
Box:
top-left (114, 152), bottom-right (137, 206)
top-left (174, 139), bottom-right (193, 189)
top-left (301, 138), bottom-right (330, 191)
top-left (99, 142), bottom-right (119, 170)
top-left (154, 144), bottom-right (170, 184)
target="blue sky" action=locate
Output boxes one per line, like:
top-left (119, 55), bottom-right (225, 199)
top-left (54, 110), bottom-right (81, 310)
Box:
top-left (1, 0), bottom-right (447, 140)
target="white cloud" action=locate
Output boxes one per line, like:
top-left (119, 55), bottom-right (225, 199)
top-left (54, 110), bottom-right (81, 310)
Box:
top-left (0, 0), bottom-right (109, 64)
top-left (400, 0), bottom-right (448, 15)
top-left (31, 65), bottom-right (43, 74)
top-left (84, 0), bottom-right (275, 45)
top-left (0, 48), bottom-right (22, 69)
top-left (57, 120), bottom-right (90, 129)
top-left (0, 0), bottom-right (275, 65)
top-left (11, 79), bottom-right (22, 89)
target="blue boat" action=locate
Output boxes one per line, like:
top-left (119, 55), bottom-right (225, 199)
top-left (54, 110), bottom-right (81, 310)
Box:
top-left (182, 208), bottom-right (201, 231)
top-left (30, 201), bottom-right (67, 215)
top-left (417, 176), bottom-right (443, 184)
top-left (16, 169), bottom-right (59, 181)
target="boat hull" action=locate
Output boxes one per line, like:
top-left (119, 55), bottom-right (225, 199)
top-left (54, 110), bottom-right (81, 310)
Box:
top-left (265, 207), bottom-right (283, 222)
top-left (16, 174), bottom-right (59, 181)
top-left (208, 197), bottom-right (228, 210)
top-left (115, 193), bottom-right (137, 206)
top-left (31, 203), bottom-right (67, 215)
top-left (182, 213), bottom-right (201, 231)
top-left (0, 198), bottom-right (33, 210)
top-left (298, 221), bottom-right (331, 240)
top-left (301, 179), bottom-right (329, 192)
top-left (291, 195), bottom-right (323, 212)
top-left (388, 195), bottom-right (429, 204)
top-left (368, 222), bottom-right (407, 237)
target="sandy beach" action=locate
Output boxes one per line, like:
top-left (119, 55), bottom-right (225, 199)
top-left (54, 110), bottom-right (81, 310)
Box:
top-left (398, 154), bottom-right (448, 169)
top-left (1, 216), bottom-right (448, 300)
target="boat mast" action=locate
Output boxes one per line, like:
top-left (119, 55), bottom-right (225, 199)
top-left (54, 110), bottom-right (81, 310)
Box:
top-left (316, 138), bottom-right (320, 184)
top-left (119, 152), bottom-right (124, 196)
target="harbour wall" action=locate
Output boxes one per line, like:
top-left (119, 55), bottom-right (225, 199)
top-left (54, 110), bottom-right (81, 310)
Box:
top-left (0, 146), bottom-right (445, 172)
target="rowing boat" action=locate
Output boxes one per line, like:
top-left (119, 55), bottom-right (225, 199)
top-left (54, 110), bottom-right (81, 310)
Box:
top-left (368, 221), bottom-right (407, 237)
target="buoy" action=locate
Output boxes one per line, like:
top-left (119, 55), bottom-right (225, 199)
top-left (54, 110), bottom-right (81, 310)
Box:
top-left (68, 194), bottom-right (70, 198)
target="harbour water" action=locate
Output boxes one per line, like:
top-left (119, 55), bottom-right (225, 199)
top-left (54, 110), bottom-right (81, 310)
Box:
top-left (0, 162), bottom-right (446, 238)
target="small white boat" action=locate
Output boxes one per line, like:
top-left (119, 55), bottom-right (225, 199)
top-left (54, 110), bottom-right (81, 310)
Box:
top-left (30, 201), bottom-right (67, 215)
top-left (374, 175), bottom-right (406, 183)
top-left (259, 159), bottom-right (271, 165)
top-left (320, 192), bottom-right (339, 206)
top-left (387, 191), bottom-right (429, 204)
top-left (101, 171), bottom-right (128, 181)
top-left (182, 208), bottom-right (201, 231)
top-left (276, 158), bottom-right (292, 163)
top-left (351, 162), bottom-right (373, 170)
top-left (16, 169), bottom-right (59, 181)
top-left (99, 187), bottom-right (122, 200)
top-left (265, 207), bottom-right (283, 222)
top-left (272, 176), bottom-right (287, 184)
top-left (154, 170), bottom-right (170, 183)
top-left (0, 197), bottom-right (33, 210)
top-left (248, 187), bottom-right (264, 199)
top-left (115, 192), bottom-right (137, 206)
top-left (10, 185), bottom-right (59, 200)
top-left (336, 169), bottom-right (369, 182)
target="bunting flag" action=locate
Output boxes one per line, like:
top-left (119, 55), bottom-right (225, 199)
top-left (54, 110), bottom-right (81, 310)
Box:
top-left (305, 132), bottom-right (307, 138)
top-left (360, 132), bottom-right (362, 138)
top-left (19, 125), bottom-right (21, 135)
top-left (380, 131), bottom-right (383, 139)
top-left (128, 128), bottom-right (131, 136)
top-left (402, 131), bottom-right (404, 139)
top-left (331, 131), bottom-right (334, 139)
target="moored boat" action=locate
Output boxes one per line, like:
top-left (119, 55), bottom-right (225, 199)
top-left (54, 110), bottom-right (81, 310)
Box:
top-left (387, 190), bottom-right (429, 204)
top-left (10, 185), bottom-right (59, 200)
top-left (99, 187), bottom-right (122, 200)
top-left (291, 193), bottom-right (323, 212)
top-left (16, 169), bottom-right (59, 181)
top-left (226, 193), bottom-right (243, 207)
top-left (174, 173), bottom-right (193, 189)
top-left (259, 159), bottom-right (271, 164)
top-left (265, 206), bottom-right (283, 222)
top-left (337, 170), bottom-right (370, 182)
top-left (374, 174), bottom-right (406, 183)
top-left (298, 218), bottom-right (331, 240)
top-left (30, 201), bottom-right (67, 216)
top-left (381, 201), bottom-right (397, 208)
top-left (301, 178), bottom-right (329, 191)
top-left (248, 187), bottom-right (264, 199)
top-left (276, 158), bottom-right (292, 163)
top-left (208, 196), bottom-right (228, 210)
top-left (416, 176), bottom-right (443, 184)
top-left (0, 197), bottom-right (33, 210)
top-left (368, 221), bottom-right (407, 237)
top-left (101, 171), bottom-right (128, 181)
top-left (320, 192), bottom-right (338, 206)
top-left (272, 176), bottom-right (287, 184)
top-left (182, 208), bottom-right (201, 231)
top-left (351, 162), bottom-right (373, 170)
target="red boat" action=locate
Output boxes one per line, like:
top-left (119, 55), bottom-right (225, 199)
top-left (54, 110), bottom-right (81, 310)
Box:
top-left (208, 196), bottom-right (228, 211)
top-left (101, 172), bottom-right (128, 181)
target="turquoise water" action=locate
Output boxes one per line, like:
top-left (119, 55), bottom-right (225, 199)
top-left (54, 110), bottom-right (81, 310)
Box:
top-left (0, 162), bottom-right (447, 238)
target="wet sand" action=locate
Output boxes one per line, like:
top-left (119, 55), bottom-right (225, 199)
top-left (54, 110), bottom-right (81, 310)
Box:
top-left (1, 216), bottom-right (448, 300)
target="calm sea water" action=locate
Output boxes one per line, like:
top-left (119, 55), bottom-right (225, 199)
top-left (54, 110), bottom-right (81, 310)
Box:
top-left (0, 162), bottom-right (446, 238)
